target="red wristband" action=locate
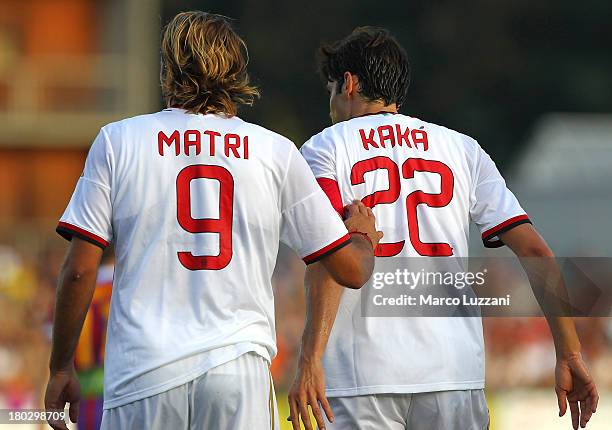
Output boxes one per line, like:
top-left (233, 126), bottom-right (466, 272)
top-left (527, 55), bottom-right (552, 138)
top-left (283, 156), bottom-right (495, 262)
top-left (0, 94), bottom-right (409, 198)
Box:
top-left (349, 231), bottom-right (374, 251)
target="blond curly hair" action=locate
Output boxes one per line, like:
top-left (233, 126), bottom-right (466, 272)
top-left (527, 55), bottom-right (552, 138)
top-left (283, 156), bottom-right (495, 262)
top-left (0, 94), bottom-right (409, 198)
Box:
top-left (160, 11), bottom-right (259, 116)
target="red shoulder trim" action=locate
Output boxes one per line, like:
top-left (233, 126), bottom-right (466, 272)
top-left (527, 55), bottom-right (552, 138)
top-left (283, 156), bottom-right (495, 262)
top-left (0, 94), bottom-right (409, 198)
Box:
top-left (57, 222), bottom-right (110, 249)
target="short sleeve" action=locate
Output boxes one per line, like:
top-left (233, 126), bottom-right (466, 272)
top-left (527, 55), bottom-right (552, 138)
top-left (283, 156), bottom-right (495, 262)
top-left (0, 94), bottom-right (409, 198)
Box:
top-left (56, 128), bottom-right (113, 249)
top-left (301, 131), bottom-right (344, 215)
top-left (470, 144), bottom-right (531, 248)
top-left (300, 131), bottom-right (337, 180)
top-left (280, 146), bottom-right (350, 264)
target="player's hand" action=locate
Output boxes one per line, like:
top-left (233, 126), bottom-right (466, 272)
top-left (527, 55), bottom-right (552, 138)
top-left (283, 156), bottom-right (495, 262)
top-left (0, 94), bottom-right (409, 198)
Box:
top-left (555, 353), bottom-right (598, 429)
top-left (45, 364), bottom-right (80, 430)
top-left (344, 200), bottom-right (383, 249)
top-left (288, 357), bottom-right (333, 430)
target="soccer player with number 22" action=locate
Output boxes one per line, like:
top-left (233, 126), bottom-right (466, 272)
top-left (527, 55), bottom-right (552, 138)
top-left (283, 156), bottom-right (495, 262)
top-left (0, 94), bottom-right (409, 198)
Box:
top-left (289, 27), bottom-right (599, 430)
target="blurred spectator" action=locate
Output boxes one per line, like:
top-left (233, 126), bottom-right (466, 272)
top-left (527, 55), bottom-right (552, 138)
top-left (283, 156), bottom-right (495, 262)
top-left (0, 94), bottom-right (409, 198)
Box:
top-left (73, 249), bottom-right (114, 430)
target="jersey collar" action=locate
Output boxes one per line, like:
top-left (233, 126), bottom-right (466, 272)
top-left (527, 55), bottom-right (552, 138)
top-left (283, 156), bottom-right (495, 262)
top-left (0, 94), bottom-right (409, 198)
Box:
top-left (356, 110), bottom-right (398, 118)
top-left (162, 107), bottom-right (237, 120)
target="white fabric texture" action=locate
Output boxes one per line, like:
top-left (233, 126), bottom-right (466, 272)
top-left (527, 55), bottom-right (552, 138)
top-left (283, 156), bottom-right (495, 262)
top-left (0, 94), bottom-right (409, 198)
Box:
top-left (100, 352), bottom-right (280, 430)
top-left (325, 390), bottom-right (489, 430)
top-left (59, 108), bottom-right (349, 408)
top-left (301, 113), bottom-right (528, 397)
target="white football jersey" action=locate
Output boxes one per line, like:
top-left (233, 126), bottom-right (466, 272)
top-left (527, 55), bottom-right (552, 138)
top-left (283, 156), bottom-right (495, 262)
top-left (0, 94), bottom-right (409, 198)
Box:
top-left (301, 112), bottom-right (530, 396)
top-left (58, 108), bottom-right (351, 409)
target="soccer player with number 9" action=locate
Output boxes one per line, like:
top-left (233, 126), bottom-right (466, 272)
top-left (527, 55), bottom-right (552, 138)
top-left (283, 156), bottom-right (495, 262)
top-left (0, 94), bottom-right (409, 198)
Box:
top-left (44, 12), bottom-right (382, 430)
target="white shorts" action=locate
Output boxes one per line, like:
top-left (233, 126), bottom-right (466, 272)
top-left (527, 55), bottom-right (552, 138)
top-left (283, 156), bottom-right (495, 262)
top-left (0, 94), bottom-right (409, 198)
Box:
top-left (325, 390), bottom-right (489, 430)
top-left (100, 352), bottom-right (279, 430)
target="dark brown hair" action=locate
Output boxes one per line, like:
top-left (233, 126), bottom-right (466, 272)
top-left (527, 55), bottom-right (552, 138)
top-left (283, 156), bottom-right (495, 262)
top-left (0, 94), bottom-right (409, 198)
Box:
top-left (319, 27), bottom-right (411, 107)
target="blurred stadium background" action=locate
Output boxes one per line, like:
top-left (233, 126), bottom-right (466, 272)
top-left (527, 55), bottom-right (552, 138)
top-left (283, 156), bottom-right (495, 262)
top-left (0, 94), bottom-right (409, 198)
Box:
top-left (0, 0), bottom-right (610, 429)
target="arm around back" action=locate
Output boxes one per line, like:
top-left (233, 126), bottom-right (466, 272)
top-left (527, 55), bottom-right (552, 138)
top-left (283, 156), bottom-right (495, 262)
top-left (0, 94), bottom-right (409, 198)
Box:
top-left (319, 201), bottom-right (382, 289)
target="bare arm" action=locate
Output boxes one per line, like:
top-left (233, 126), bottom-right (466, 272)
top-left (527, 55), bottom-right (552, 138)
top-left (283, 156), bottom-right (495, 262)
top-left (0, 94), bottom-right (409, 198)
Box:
top-left (288, 263), bottom-right (344, 430)
top-left (319, 234), bottom-right (374, 289)
top-left (288, 201), bottom-right (381, 430)
top-left (500, 223), bottom-right (598, 429)
top-left (45, 237), bottom-right (103, 430)
top-left (319, 201), bottom-right (382, 289)
top-left (500, 224), bottom-right (581, 356)
top-left (300, 265), bottom-right (344, 363)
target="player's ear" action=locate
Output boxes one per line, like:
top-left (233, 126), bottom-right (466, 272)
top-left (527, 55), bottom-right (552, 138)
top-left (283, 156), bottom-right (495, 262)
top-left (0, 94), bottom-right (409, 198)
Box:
top-left (343, 71), bottom-right (357, 97)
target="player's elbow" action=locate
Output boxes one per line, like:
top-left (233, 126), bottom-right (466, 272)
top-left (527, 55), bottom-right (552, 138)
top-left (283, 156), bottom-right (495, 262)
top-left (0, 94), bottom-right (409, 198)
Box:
top-left (343, 263), bottom-right (373, 289)
top-left (350, 254), bottom-right (377, 288)
top-left (60, 261), bottom-right (97, 285)
top-left (329, 269), bottom-right (367, 289)
top-left (325, 255), bottom-right (374, 289)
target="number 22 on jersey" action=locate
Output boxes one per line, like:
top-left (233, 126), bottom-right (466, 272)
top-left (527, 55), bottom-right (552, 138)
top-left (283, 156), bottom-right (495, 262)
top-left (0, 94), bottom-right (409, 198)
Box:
top-left (351, 156), bottom-right (454, 257)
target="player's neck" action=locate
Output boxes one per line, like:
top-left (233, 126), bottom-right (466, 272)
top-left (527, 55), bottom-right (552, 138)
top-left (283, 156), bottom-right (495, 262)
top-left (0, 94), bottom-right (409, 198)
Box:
top-left (349, 102), bottom-right (398, 119)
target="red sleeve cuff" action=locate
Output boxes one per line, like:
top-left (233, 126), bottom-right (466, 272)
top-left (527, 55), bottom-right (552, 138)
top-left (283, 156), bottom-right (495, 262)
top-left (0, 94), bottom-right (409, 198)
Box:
top-left (481, 214), bottom-right (531, 248)
top-left (57, 221), bottom-right (110, 249)
top-left (303, 234), bottom-right (352, 265)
